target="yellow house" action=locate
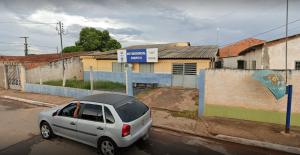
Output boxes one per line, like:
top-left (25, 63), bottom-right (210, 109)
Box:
top-left (81, 42), bottom-right (217, 73)
top-left (81, 42), bottom-right (218, 88)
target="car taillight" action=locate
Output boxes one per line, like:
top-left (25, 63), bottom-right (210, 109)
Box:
top-left (122, 124), bottom-right (131, 137)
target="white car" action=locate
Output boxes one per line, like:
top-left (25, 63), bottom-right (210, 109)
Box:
top-left (38, 93), bottom-right (152, 155)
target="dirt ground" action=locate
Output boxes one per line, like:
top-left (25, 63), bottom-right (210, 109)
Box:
top-left (137, 88), bottom-right (198, 112)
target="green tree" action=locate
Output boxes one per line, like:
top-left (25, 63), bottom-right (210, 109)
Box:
top-left (106, 39), bottom-right (121, 50)
top-left (63, 27), bottom-right (122, 53)
top-left (63, 46), bottom-right (83, 53)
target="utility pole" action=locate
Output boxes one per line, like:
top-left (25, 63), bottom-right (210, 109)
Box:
top-left (57, 21), bottom-right (66, 87)
top-left (217, 27), bottom-right (220, 46)
top-left (284, 0), bottom-right (293, 134)
top-left (20, 37), bottom-right (29, 56)
top-left (285, 0), bottom-right (288, 84)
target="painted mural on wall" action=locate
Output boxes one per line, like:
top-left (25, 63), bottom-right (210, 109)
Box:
top-left (252, 70), bottom-right (286, 100)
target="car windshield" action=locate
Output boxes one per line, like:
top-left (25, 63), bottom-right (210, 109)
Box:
top-left (115, 99), bottom-right (149, 122)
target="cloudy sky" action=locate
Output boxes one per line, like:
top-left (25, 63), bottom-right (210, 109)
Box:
top-left (0, 0), bottom-right (299, 56)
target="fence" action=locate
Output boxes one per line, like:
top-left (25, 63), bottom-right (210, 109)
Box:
top-left (24, 83), bottom-right (125, 98)
top-left (84, 71), bottom-right (173, 87)
top-left (0, 64), bottom-right (6, 89)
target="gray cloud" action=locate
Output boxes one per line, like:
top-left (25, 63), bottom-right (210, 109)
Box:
top-left (0, 0), bottom-right (299, 55)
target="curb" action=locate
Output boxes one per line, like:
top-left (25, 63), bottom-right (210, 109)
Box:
top-left (153, 125), bottom-right (300, 155)
top-left (215, 135), bottom-right (300, 155)
top-left (1, 95), bottom-right (57, 108)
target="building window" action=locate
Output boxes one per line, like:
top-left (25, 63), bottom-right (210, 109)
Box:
top-left (295, 61), bottom-right (300, 70)
top-left (139, 63), bottom-right (154, 73)
top-left (237, 60), bottom-right (246, 69)
top-left (172, 64), bottom-right (184, 75)
top-left (184, 63), bottom-right (197, 75)
top-left (172, 63), bottom-right (196, 75)
top-left (252, 61), bottom-right (256, 69)
top-left (112, 62), bottom-right (125, 72)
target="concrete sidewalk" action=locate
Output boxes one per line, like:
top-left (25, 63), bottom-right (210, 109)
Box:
top-left (1, 89), bottom-right (300, 154)
top-left (0, 89), bottom-right (74, 105)
top-left (151, 110), bottom-right (300, 154)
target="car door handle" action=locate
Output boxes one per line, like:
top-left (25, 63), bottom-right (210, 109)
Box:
top-left (70, 122), bottom-right (76, 125)
top-left (97, 127), bottom-right (104, 130)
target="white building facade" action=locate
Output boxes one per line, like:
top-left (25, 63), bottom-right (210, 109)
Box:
top-left (222, 35), bottom-right (300, 70)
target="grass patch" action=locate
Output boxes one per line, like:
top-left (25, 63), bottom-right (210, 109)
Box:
top-left (168, 104), bottom-right (300, 126)
top-left (205, 104), bottom-right (300, 126)
top-left (170, 110), bottom-right (198, 120)
top-left (43, 80), bottom-right (125, 91)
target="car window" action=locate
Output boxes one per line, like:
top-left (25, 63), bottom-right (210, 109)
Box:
top-left (115, 99), bottom-right (149, 122)
top-left (104, 106), bottom-right (115, 124)
top-left (59, 103), bottom-right (77, 117)
top-left (80, 104), bottom-right (103, 122)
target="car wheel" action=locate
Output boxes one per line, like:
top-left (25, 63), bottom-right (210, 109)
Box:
top-left (98, 138), bottom-right (118, 155)
top-left (40, 122), bottom-right (53, 139)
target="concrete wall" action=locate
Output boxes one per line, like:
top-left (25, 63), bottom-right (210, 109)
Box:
top-left (204, 69), bottom-right (300, 113)
top-left (223, 49), bottom-right (263, 70)
top-left (222, 56), bottom-right (243, 69)
top-left (84, 71), bottom-right (172, 87)
top-left (267, 37), bottom-right (300, 70)
top-left (26, 57), bottom-right (83, 83)
top-left (24, 83), bottom-right (125, 98)
top-left (243, 48), bottom-right (263, 69)
top-left (153, 59), bottom-right (211, 74)
top-left (81, 57), bottom-right (211, 74)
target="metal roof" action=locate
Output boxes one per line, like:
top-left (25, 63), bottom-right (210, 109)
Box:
top-left (85, 43), bottom-right (218, 59)
top-left (79, 93), bottom-right (133, 108)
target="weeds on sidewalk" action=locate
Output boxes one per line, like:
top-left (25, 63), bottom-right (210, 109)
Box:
top-left (170, 110), bottom-right (198, 120)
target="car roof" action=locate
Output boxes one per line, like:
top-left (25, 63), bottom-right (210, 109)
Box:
top-left (79, 93), bottom-right (134, 108)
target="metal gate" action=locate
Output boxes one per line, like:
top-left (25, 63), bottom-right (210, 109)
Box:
top-left (0, 65), bottom-right (5, 88)
top-left (172, 63), bottom-right (197, 88)
top-left (6, 65), bottom-right (21, 90)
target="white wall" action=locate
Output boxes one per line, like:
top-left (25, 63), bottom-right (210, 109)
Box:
top-left (222, 56), bottom-right (243, 69)
top-left (26, 57), bottom-right (83, 83)
top-left (267, 37), bottom-right (300, 70)
top-left (243, 48), bottom-right (263, 69)
top-left (222, 36), bottom-right (300, 70)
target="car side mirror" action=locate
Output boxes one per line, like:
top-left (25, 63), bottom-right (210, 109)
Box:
top-left (52, 109), bottom-right (59, 116)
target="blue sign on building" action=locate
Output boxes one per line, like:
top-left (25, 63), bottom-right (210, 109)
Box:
top-left (117, 48), bottom-right (158, 63)
top-left (126, 49), bottom-right (147, 63)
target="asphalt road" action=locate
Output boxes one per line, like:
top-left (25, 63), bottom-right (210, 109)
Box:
top-left (0, 97), bottom-right (294, 155)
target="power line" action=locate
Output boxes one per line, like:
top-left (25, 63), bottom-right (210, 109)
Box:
top-left (0, 41), bottom-right (23, 45)
top-left (251, 19), bottom-right (300, 38)
top-left (0, 19), bottom-right (57, 25)
top-left (221, 18), bottom-right (300, 47)
top-left (30, 44), bottom-right (57, 49)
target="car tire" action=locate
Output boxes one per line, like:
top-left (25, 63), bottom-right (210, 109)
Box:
top-left (40, 122), bottom-right (53, 139)
top-left (98, 137), bottom-right (119, 155)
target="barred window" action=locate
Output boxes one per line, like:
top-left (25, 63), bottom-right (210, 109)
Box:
top-left (172, 63), bottom-right (196, 75)
top-left (295, 61), bottom-right (300, 70)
